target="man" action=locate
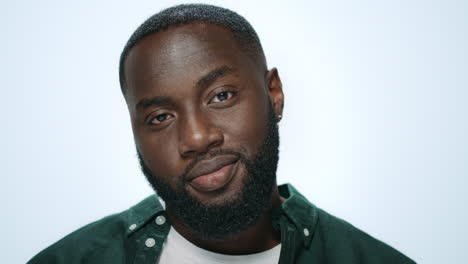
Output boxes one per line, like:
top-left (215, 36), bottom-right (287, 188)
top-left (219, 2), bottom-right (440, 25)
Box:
top-left (29, 4), bottom-right (415, 264)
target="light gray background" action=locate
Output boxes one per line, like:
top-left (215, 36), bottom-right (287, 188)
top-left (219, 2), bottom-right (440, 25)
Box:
top-left (3, 0), bottom-right (467, 263)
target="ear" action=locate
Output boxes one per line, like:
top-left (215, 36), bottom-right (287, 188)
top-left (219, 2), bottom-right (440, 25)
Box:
top-left (265, 68), bottom-right (284, 121)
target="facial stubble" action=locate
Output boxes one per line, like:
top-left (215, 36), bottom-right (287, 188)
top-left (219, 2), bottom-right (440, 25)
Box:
top-left (137, 105), bottom-right (279, 240)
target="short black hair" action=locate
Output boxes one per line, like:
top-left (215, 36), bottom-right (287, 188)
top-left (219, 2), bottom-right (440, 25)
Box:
top-left (119, 4), bottom-right (266, 96)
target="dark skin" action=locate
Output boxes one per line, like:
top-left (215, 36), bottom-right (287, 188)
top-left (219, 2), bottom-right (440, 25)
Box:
top-left (124, 22), bottom-right (285, 255)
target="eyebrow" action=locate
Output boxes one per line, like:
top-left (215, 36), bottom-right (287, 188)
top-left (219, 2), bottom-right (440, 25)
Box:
top-left (136, 96), bottom-right (171, 111)
top-left (196, 65), bottom-right (236, 89)
top-left (135, 65), bottom-right (236, 111)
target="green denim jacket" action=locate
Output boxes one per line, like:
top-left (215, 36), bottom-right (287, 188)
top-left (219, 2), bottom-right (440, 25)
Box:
top-left (28, 184), bottom-right (415, 264)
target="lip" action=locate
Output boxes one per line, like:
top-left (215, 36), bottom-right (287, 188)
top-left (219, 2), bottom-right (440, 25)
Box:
top-left (185, 155), bottom-right (239, 192)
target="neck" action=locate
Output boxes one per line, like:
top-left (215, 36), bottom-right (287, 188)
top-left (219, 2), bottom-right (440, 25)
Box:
top-left (166, 185), bottom-right (283, 255)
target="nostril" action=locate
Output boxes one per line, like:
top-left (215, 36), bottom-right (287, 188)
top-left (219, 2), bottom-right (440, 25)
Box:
top-left (178, 125), bottom-right (224, 158)
top-left (208, 131), bottom-right (224, 148)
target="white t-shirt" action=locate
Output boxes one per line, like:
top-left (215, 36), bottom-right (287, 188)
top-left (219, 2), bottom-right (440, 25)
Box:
top-left (158, 227), bottom-right (281, 264)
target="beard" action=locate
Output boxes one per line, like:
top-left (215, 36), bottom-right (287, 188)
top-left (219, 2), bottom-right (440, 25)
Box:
top-left (137, 105), bottom-right (280, 240)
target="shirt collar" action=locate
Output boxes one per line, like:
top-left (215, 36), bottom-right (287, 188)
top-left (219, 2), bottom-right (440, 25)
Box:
top-left (277, 183), bottom-right (318, 249)
top-left (126, 194), bottom-right (165, 237)
top-left (125, 183), bottom-right (319, 248)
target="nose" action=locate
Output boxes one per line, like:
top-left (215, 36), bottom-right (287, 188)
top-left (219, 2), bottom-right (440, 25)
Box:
top-left (178, 111), bottom-right (224, 158)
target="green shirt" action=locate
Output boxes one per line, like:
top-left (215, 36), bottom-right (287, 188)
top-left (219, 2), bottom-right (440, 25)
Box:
top-left (28, 184), bottom-right (415, 264)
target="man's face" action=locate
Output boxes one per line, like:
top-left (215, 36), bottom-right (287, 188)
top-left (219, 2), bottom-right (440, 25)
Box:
top-left (124, 22), bottom-right (283, 239)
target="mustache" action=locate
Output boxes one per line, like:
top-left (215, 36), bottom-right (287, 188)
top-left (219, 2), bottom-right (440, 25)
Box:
top-left (179, 148), bottom-right (247, 181)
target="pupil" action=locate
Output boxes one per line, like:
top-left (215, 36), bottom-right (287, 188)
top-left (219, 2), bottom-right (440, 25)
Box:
top-left (156, 115), bottom-right (166, 122)
top-left (218, 92), bottom-right (227, 101)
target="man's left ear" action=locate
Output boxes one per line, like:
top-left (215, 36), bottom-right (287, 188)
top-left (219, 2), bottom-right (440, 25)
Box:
top-left (265, 68), bottom-right (284, 121)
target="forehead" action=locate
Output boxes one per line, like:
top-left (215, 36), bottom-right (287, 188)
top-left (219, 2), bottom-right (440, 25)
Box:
top-left (124, 22), bottom-right (259, 104)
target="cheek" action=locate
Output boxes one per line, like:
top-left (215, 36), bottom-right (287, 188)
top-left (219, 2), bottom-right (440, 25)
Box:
top-left (133, 124), bottom-right (182, 184)
top-left (216, 87), bottom-right (270, 157)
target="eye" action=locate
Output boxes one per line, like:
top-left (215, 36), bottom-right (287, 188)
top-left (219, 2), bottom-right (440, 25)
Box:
top-left (148, 113), bottom-right (174, 125)
top-left (209, 91), bottom-right (236, 104)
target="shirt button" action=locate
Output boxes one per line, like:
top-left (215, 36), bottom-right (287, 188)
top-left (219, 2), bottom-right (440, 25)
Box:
top-left (155, 215), bottom-right (166, 225)
top-left (145, 238), bottom-right (156, 248)
top-left (303, 228), bottom-right (310, 237)
top-left (128, 224), bottom-right (137, 231)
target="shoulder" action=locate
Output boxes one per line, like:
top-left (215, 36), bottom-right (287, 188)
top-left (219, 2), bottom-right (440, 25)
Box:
top-left (279, 184), bottom-right (415, 263)
top-left (315, 207), bottom-right (416, 263)
top-left (27, 212), bottom-right (127, 264)
top-left (27, 195), bottom-right (162, 264)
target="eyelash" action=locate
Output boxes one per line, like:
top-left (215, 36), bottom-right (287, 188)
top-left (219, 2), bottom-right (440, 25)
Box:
top-left (209, 91), bottom-right (237, 104)
top-left (147, 90), bottom-right (237, 126)
top-left (147, 113), bottom-right (173, 126)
